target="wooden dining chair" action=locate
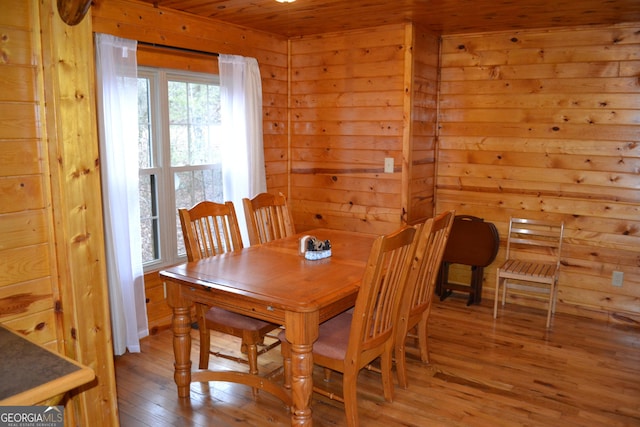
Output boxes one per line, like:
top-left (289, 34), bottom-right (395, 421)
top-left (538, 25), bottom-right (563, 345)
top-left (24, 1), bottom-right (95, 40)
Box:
top-left (178, 201), bottom-right (280, 379)
top-left (394, 210), bottom-right (455, 389)
top-left (242, 192), bottom-right (296, 246)
top-left (493, 217), bottom-right (565, 329)
top-left (279, 225), bottom-right (417, 427)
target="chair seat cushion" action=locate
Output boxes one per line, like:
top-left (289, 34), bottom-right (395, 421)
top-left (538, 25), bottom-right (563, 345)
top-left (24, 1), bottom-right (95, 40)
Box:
top-left (313, 312), bottom-right (352, 360)
top-left (278, 310), bottom-right (353, 359)
top-left (278, 312), bottom-right (352, 360)
top-left (206, 307), bottom-right (274, 331)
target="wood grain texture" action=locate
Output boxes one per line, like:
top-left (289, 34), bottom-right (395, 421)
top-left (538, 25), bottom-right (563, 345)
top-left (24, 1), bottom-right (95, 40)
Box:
top-left (407, 27), bottom-right (440, 223)
top-left (0, 0), bottom-right (59, 351)
top-left (134, 0), bottom-right (640, 38)
top-left (437, 23), bottom-right (640, 323)
top-left (286, 23), bottom-right (437, 232)
top-left (35, 0), bottom-right (118, 424)
top-left (144, 271), bottom-right (173, 335)
top-left (289, 24), bottom-right (417, 234)
top-left (115, 298), bottom-right (640, 426)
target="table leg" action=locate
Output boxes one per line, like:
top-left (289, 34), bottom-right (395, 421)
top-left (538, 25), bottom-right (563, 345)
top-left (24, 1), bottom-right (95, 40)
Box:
top-left (166, 280), bottom-right (193, 398)
top-left (286, 311), bottom-right (319, 426)
top-left (171, 304), bottom-right (192, 398)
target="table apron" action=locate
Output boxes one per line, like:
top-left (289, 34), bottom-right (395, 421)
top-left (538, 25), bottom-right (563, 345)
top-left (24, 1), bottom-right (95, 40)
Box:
top-left (181, 284), bottom-right (286, 324)
top-left (176, 282), bottom-right (358, 326)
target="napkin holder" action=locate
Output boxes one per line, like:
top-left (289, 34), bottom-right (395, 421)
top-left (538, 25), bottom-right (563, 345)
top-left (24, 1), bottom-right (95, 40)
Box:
top-left (299, 235), bottom-right (332, 260)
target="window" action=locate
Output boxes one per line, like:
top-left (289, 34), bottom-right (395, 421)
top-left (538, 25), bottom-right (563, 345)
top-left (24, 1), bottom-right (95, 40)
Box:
top-left (138, 68), bottom-right (223, 269)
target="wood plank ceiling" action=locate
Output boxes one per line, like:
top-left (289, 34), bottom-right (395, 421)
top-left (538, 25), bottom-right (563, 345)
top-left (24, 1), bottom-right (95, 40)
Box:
top-left (138, 0), bottom-right (640, 37)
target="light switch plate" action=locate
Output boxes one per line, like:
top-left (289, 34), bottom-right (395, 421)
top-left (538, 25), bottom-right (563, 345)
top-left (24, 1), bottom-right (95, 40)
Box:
top-left (612, 271), bottom-right (624, 287)
top-left (384, 157), bottom-right (394, 173)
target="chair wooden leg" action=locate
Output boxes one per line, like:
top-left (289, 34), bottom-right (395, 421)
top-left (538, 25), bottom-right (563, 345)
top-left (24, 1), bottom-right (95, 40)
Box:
top-left (246, 341), bottom-right (260, 398)
top-left (380, 346), bottom-right (395, 403)
top-left (417, 316), bottom-right (429, 364)
top-left (546, 281), bottom-right (557, 329)
top-left (501, 279), bottom-right (508, 306)
top-left (493, 274), bottom-right (501, 319)
top-left (546, 308), bottom-right (552, 329)
top-left (395, 336), bottom-right (408, 389)
top-left (342, 369), bottom-right (359, 427)
top-left (280, 339), bottom-right (291, 389)
top-left (197, 305), bottom-right (210, 369)
top-left (323, 368), bottom-right (333, 382)
top-left (247, 343), bottom-right (259, 375)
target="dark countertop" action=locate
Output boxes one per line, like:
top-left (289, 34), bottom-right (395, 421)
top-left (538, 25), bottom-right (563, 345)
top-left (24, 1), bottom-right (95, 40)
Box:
top-left (0, 325), bottom-right (94, 405)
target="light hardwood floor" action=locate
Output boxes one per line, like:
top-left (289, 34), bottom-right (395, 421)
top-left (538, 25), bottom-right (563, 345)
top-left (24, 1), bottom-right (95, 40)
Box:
top-left (114, 296), bottom-right (640, 426)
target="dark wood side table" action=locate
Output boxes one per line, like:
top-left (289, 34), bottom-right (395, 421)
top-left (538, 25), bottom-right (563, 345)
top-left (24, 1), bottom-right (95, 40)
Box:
top-left (436, 215), bottom-right (499, 305)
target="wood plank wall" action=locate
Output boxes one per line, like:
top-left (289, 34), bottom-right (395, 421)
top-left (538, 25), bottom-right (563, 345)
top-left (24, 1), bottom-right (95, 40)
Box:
top-left (289, 24), bottom-right (438, 234)
top-left (408, 26), bottom-right (440, 223)
top-left (289, 24), bottom-right (439, 232)
top-left (0, 0), bottom-right (59, 348)
top-left (1, 0), bottom-right (119, 424)
top-left (436, 24), bottom-right (640, 324)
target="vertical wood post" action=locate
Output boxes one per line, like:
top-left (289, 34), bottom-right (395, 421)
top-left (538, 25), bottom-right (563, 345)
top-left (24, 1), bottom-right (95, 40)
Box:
top-left (38, 0), bottom-right (119, 424)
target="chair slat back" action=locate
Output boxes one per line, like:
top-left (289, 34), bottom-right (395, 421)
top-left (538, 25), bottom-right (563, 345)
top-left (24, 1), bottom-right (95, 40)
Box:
top-left (349, 225), bottom-right (417, 357)
top-left (243, 192), bottom-right (295, 245)
top-left (179, 201), bottom-right (243, 262)
top-left (505, 217), bottom-right (564, 267)
top-left (402, 210), bottom-right (455, 318)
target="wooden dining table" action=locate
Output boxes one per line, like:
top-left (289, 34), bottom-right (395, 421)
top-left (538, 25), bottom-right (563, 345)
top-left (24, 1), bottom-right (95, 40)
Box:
top-left (160, 228), bottom-right (376, 426)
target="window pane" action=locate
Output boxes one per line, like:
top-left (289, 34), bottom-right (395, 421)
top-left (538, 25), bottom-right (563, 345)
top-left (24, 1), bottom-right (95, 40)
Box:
top-left (174, 168), bottom-right (223, 209)
top-left (139, 174), bottom-right (159, 263)
top-left (190, 125), bottom-right (210, 164)
top-left (174, 167), bottom-right (223, 257)
top-left (168, 80), bottom-right (221, 167)
top-left (138, 78), bottom-right (152, 169)
top-left (169, 123), bottom-right (189, 166)
top-left (169, 81), bottom-right (188, 167)
top-left (188, 83), bottom-right (207, 124)
top-left (168, 81), bottom-right (188, 122)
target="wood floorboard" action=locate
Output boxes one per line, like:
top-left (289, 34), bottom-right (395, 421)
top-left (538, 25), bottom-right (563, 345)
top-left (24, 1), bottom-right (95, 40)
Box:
top-left (115, 295), bottom-right (640, 426)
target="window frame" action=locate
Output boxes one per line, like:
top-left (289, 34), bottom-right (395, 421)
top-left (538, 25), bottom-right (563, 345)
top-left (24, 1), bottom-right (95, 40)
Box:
top-left (138, 67), bottom-right (221, 272)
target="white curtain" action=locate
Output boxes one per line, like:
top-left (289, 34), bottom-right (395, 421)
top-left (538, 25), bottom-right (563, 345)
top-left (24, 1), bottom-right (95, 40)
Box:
top-left (218, 54), bottom-right (267, 244)
top-left (94, 33), bottom-right (148, 355)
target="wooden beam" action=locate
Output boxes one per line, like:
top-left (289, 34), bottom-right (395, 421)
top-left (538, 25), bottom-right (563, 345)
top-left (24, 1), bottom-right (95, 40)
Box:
top-left (38, 0), bottom-right (119, 424)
